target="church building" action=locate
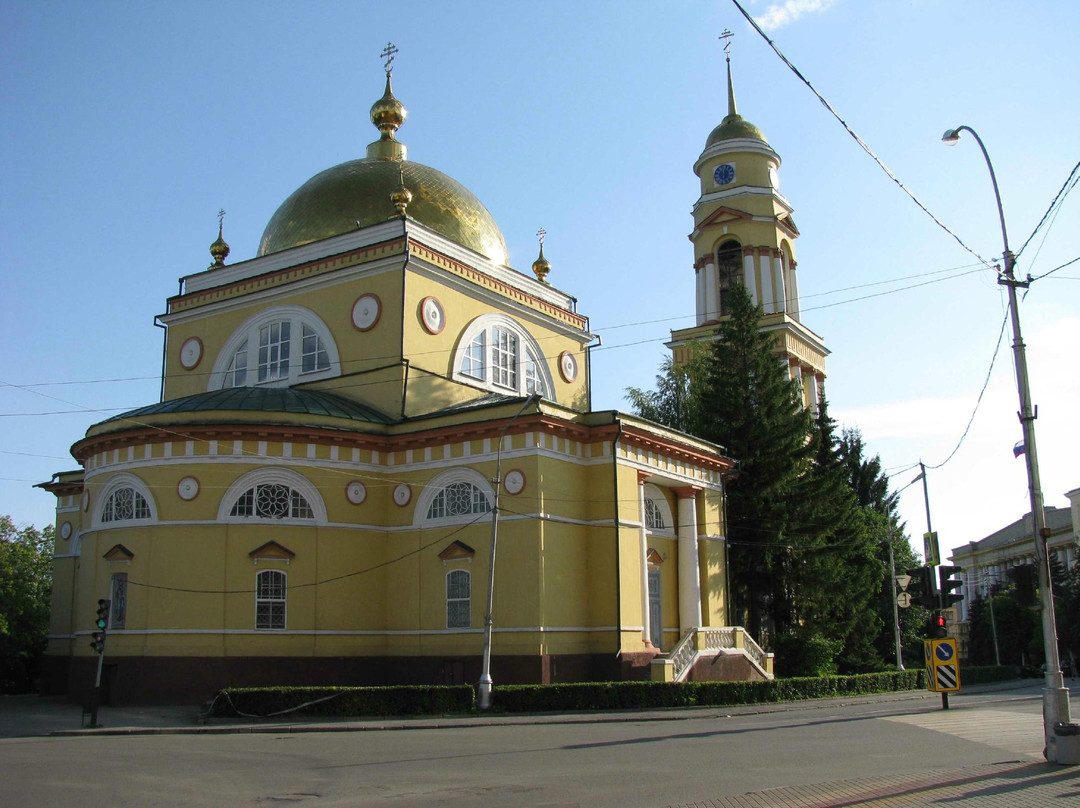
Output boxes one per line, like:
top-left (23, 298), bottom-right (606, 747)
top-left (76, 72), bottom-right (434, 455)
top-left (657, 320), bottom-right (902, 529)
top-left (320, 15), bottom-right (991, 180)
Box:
top-left (37, 52), bottom-right (777, 704)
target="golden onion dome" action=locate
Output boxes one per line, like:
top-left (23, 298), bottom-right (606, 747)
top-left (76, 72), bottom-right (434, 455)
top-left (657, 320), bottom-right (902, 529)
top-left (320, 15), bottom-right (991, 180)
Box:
top-left (208, 220), bottom-right (230, 269)
top-left (531, 242), bottom-right (551, 284)
top-left (257, 72), bottom-right (509, 265)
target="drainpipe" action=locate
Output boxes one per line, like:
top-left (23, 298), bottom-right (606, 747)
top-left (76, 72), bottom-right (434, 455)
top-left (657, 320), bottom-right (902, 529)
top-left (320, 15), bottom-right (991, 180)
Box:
top-left (611, 416), bottom-right (623, 665)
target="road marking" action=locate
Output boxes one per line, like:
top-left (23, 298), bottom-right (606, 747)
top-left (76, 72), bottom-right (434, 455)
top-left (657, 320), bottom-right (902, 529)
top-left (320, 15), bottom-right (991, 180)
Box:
top-left (882, 709), bottom-right (1043, 758)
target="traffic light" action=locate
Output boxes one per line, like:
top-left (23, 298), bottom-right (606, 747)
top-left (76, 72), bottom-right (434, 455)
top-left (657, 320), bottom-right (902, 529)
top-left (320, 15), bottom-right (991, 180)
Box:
top-left (95, 599), bottom-right (111, 630)
top-left (924, 612), bottom-right (948, 639)
top-left (938, 565), bottom-right (963, 608)
top-left (905, 566), bottom-right (937, 608)
top-left (90, 599), bottom-right (110, 654)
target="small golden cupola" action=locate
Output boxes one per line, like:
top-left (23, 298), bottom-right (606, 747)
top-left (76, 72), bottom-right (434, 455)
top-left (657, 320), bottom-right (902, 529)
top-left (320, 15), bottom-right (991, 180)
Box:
top-left (531, 227), bottom-right (551, 284)
top-left (367, 43), bottom-right (407, 161)
top-left (208, 209), bottom-right (230, 269)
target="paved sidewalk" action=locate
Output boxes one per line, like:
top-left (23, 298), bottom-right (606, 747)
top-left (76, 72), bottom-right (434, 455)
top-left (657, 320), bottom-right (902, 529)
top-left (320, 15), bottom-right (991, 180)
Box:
top-left (666, 760), bottom-right (1080, 807)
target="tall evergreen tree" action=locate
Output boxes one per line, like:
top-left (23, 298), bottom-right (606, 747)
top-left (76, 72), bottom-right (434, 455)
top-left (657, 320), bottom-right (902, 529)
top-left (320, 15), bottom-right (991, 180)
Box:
top-left (696, 284), bottom-right (814, 643)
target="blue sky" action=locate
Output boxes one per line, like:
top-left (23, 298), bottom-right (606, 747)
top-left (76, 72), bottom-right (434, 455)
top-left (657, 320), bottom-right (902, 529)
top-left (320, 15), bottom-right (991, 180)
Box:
top-left (2, 1), bottom-right (1077, 563)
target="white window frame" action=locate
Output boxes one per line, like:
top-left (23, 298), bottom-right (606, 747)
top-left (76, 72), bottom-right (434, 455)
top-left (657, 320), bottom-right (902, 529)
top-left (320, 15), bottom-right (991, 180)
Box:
top-left (643, 484), bottom-right (675, 537)
top-left (446, 569), bottom-right (471, 629)
top-left (452, 314), bottom-right (556, 401)
top-left (208, 305), bottom-right (340, 390)
top-left (219, 468), bottom-right (327, 524)
top-left (93, 472), bottom-right (158, 528)
top-left (415, 468), bottom-right (494, 527)
top-left (255, 569), bottom-right (287, 630)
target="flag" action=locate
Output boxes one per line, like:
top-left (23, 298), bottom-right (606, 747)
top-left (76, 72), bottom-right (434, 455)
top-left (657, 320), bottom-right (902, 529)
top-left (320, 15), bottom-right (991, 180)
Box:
top-left (1013, 440), bottom-right (1026, 458)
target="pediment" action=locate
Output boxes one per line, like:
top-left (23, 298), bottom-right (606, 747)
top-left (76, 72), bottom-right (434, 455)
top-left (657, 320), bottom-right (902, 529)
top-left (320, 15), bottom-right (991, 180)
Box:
top-left (438, 540), bottom-right (476, 563)
top-left (697, 206), bottom-right (753, 229)
top-left (646, 548), bottom-right (664, 566)
top-left (103, 544), bottom-right (135, 563)
top-left (249, 540), bottom-right (296, 563)
top-left (777, 214), bottom-right (800, 238)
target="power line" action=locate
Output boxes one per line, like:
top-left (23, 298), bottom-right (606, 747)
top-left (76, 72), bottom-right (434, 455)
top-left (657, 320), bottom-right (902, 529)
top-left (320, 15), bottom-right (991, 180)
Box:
top-left (1015, 160), bottom-right (1080, 260)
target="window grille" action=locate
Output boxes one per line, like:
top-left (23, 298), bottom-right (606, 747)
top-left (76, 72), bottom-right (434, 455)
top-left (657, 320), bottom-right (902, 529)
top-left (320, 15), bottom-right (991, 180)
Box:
top-left (255, 569), bottom-right (286, 630)
top-left (446, 570), bottom-right (471, 628)
top-left (230, 483), bottom-right (314, 519)
top-left (427, 481), bottom-right (490, 521)
top-left (101, 487), bottom-right (151, 523)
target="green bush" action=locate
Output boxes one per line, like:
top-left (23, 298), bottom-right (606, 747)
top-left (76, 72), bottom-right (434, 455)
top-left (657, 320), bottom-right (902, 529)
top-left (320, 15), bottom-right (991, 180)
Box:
top-left (960, 665), bottom-right (1021, 685)
top-left (209, 685), bottom-right (475, 718)
top-left (207, 670), bottom-right (935, 719)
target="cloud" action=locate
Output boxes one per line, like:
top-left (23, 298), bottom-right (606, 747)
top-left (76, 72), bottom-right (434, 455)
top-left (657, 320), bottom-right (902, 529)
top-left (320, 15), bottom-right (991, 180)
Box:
top-left (755, 0), bottom-right (836, 31)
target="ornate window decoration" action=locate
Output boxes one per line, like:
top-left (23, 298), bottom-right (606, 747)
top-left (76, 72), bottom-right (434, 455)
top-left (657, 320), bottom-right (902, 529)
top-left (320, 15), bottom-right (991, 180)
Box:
top-left (452, 314), bottom-right (555, 400)
top-left (716, 239), bottom-right (743, 317)
top-left (643, 484), bottom-right (674, 536)
top-left (219, 469), bottom-right (327, 524)
top-left (255, 569), bottom-right (287, 630)
top-left (446, 569), bottom-right (471, 629)
top-left (208, 305), bottom-right (339, 390)
top-left (110, 573), bottom-right (128, 629)
top-left (416, 468), bottom-right (494, 527)
top-left (94, 473), bottom-right (157, 528)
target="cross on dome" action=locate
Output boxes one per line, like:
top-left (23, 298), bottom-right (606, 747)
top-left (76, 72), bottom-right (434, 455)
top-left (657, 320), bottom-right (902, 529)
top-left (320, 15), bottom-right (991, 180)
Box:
top-left (381, 42), bottom-right (399, 76)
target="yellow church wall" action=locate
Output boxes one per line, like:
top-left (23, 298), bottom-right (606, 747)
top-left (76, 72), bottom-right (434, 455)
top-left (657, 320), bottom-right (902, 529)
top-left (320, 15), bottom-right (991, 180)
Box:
top-left (698, 152), bottom-right (776, 197)
top-left (162, 264), bottom-right (406, 402)
top-left (700, 538), bottom-right (728, 627)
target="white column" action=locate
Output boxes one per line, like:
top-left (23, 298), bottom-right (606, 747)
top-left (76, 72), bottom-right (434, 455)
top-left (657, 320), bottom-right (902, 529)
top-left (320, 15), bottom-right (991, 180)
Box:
top-left (695, 263), bottom-right (706, 326)
top-left (759, 250), bottom-right (775, 313)
top-left (742, 251), bottom-right (757, 306)
top-left (704, 258), bottom-right (718, 322)
top-left (808, 372), bottom-right (821, 415)
top-left (772, 252), bottom-right (786, 313)
top-left (676, 487), bottom-right (702, 632)
top-left (637, 475), bottom-right (652, 647)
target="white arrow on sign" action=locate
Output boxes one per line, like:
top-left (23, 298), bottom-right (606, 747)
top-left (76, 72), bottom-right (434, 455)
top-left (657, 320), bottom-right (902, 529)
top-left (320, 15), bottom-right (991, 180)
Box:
top-left (896, 592), bottom-right (912, 609)
top-left (896, 574), bottom-right (912, 591)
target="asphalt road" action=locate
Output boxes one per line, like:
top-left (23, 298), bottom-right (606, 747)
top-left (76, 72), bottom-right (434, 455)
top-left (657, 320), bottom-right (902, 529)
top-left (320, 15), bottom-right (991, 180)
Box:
top-left (0, 685), bottom-right (1053, 807)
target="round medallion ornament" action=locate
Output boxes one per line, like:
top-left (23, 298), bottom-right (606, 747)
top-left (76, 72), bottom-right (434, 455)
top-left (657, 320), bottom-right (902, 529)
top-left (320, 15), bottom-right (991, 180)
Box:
top-left (82, 490), bottom-right (90, 512)
top-left (346, 480), bottom-right (367, 505)
top-left (558, 351), bottom-right (578, 383)
top-left (713, 162), bottom-right (736, 186)
top-left (179, 337), bottom-right (204, 370)
top-left (503, 469), bottom-right (526, 496)
top-left (393, 483), bottom-right (412, 507)
top-left (177, 476), bottom-right (200, 501)
top-left (60, 521), bottom-right (73, 540)
top-left (419, 297), bottom-right (445, 335)
top-left (351, 294), bottom-right (381, 331)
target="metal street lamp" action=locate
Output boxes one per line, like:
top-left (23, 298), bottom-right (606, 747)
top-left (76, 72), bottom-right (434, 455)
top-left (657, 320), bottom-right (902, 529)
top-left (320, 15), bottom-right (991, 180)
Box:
top-left (942, 124), bottom-right (1073, 762)
top-left (477, 393), bottom-right (542, 710)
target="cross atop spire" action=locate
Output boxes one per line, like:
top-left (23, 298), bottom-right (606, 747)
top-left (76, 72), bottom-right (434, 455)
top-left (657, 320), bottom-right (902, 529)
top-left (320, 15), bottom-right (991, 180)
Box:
top-left (380, 42), bottom-right (399, 76)
top-left (217, 208), bottom-right (226, 231)
top-left (536, 227), bottom-right (547, 248)
top-left (719, 29), bottom-right (734, 62)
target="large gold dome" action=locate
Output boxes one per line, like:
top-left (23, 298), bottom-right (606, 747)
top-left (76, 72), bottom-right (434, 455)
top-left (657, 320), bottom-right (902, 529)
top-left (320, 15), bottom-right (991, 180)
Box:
top-left (258, 159), bottom-right (509, 265)
top-left (258, 72), bottom-right (508, 265)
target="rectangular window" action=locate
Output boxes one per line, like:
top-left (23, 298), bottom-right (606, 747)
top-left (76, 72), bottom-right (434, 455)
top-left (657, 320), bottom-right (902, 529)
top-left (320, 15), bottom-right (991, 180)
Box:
top-left (446, 570), bottom-right (470, 628)
top-left (461, 333), bottom-right (485, 379)
top-left (110, 573), bottom-right (128, 628)
top-left (524, 347), bottom-right (545, 395)
top-left (226, 341), bottom-right (248, 387)
top-left (255, 570), bottom-right (287, 630)
top-left (258, 321), bottom-right (290, 383)
top-left (301, 324), bottom-right (329, 374)
top-left (490, 327), bottom-right (517, 389)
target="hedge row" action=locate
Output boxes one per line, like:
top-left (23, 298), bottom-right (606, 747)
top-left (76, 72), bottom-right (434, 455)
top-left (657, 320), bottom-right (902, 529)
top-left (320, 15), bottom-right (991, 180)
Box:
top-left (209, 684), bottom-right (475, 718)
top-left (210, 670), bottom-right (947, 718)
top-left (959, 665), bottom-right (1022, 685)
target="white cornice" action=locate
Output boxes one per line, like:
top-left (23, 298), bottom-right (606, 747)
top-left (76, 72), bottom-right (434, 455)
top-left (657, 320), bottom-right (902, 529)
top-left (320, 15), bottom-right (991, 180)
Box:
top-left (692, 186), bottom-right (793, 215)
top-left (694, 139), bottom-right (781, 174)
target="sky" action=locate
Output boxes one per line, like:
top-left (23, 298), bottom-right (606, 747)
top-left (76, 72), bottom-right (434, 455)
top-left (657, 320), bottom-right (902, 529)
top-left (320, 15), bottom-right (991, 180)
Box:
top-left (2, 0), bottom-right (1077, 565)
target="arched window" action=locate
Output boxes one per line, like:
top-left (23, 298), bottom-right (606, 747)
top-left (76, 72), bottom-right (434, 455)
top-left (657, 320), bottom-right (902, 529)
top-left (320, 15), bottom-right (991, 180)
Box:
top-left (427, 481), bottom-right (490, 521)
top-left (230, 483), bottom-right (314, 519)
top-left (446, 570), bottom-right (471, 628)
top-left (219, 469), bottom-right (327, 523)
top-left (101, 487), bottom-right (151, 523)
top-left (416, 469), bottom-right (495, 527)
top-left (209, 306), bottom-right (339, 390)
top-left (94, 473), bottom-right (157, 528)
top-left (255, 570), bottom-right (287, 630)
top-left (643, 484), bottom-right (674, 535)
top-left (716, 240), bottom-right (742, 317)
top-left (453, 315), bottom-right (555, 400)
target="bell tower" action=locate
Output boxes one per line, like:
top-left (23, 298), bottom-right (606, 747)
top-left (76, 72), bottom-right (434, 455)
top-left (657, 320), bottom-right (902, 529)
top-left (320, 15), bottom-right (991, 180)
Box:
top-left (669, 38), bottom-right (828, 410)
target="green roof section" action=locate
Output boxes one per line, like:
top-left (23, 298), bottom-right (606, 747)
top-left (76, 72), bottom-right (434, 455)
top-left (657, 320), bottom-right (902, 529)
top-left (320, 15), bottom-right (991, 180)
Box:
top-left (106, 387), bottom-right (395, 425)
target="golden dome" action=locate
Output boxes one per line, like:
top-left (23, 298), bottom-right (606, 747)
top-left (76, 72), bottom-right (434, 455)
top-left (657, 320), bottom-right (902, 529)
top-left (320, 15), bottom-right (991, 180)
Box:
top-left (258, 72), bottom-right (508, 265)
top-left (208, 225), bottom-right (230, 269)
top-left (531, 242), bottom-right (551, 284)
top-left (706, 113), bottom-right (768, 146)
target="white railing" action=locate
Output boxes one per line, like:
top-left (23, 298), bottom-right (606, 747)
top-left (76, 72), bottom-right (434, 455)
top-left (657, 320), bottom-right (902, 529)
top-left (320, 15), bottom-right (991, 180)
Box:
top-left (667, 626), bottom-right (773, 682)
top-left (668, 631), bottom-right (698, 681)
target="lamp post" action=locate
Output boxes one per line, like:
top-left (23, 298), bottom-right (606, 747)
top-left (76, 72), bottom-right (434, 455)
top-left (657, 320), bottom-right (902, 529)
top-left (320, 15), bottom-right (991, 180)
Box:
top-left (943, 125), bottom-right (1073, 762)
top-left (478, 393), bottom-right (542, 710)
